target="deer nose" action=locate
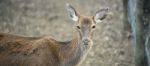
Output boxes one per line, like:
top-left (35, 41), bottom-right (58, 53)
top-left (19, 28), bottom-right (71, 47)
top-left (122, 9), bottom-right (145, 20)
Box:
top-left (82, 38), bottom-right (90, 45)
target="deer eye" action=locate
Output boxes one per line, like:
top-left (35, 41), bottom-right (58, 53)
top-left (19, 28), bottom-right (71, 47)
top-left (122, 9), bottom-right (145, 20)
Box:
top-left (76, 26), bottom-right (81, 29)
top-left (92, 25), bottom-right (96, 29)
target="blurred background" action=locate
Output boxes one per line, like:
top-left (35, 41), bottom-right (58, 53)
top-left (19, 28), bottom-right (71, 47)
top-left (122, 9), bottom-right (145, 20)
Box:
top-left (0, 0), bottom-right (134, 66)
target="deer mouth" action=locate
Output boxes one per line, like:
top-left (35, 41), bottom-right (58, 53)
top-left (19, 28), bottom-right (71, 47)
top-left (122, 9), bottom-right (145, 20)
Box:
top-left (82, 39), bottom-right (90, 45)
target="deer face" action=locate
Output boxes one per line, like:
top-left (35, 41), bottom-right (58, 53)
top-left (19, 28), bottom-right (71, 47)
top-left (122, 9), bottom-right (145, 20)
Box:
top-left (66, 4), bottom-right (108, 45)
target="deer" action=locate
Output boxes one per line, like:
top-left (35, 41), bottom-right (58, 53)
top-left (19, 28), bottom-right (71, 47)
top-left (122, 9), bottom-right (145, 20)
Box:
top-left (0, 4), bottom-right (108, 66)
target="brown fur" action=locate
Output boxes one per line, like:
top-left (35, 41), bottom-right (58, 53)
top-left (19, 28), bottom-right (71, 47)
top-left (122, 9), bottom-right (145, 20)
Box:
top-left (0, 32), bottom-right (79, 66)
top-left (0, 17), bottom-right (95, 66)
top-left (79, 16), bottom-right (93, 25)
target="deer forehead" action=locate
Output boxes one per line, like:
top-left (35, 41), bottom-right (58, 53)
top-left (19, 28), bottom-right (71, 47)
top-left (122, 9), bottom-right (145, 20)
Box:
top-left (78, 15), bottom-right (94, 26)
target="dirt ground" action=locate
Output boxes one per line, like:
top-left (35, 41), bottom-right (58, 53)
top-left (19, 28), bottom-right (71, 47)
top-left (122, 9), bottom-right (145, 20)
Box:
top-left (0, 0), bottom-right (134, 66)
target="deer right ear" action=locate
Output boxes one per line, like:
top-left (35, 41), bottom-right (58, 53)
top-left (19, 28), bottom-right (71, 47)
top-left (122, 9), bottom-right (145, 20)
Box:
top-left (66, 3), bottom-right (79, 22)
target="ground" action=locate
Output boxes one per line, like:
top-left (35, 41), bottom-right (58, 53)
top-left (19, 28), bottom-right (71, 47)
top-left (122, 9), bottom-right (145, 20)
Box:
top-left (0, 0), bottom-right (134, 66)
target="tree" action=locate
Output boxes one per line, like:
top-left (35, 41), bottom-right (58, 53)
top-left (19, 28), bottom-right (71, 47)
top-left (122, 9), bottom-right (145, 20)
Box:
top-left (123, 0), bottom-right (148, 66)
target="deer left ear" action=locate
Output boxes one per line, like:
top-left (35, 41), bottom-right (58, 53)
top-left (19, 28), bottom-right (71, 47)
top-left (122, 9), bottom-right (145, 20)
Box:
top-left (94, 8), bottom-right (108, 23)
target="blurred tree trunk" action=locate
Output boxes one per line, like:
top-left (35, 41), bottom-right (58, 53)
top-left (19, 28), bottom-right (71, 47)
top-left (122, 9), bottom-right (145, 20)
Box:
top-left (145, 23), bottom-right (150, 66)
top-left (126, 0), bottom-right (147, 66)
top-left (144, 0), bottom-right (150, 66)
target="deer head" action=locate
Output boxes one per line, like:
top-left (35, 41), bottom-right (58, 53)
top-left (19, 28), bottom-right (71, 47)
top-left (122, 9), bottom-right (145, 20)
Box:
top-left (66, 4), bottom-right (108, 45)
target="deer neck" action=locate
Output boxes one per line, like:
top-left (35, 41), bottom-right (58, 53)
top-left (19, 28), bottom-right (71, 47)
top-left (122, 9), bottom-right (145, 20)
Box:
top-left (62, 31), bottom-right (93, 66)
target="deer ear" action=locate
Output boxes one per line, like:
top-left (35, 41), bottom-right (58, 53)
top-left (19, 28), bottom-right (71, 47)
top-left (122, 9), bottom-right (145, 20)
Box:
top-left (66, 3), bottom-right (79, 22)
top-left (94, 8), bottom-right (108, 23)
